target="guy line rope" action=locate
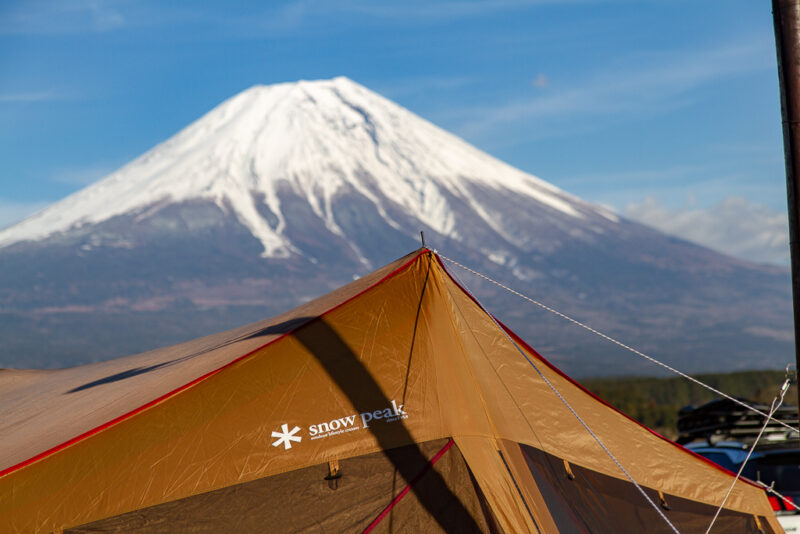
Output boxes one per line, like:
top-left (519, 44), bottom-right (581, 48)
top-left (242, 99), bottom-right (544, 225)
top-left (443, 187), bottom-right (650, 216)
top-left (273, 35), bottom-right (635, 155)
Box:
top-left (438, 253), bottom-right (799, 435)
top-left (706, 377), bottom-right (791, 533)
top-left (756, 481), bottom-right (799, 513)
top-left (440, 255), bottom-right (680, 533)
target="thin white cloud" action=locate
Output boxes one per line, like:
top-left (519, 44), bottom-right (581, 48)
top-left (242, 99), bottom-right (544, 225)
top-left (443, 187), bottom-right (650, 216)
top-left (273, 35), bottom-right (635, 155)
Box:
top-left (0, 0), bottom-right (200, 35)
top-left (228, 0), bottom-right (609, 35)
top-left (457, 38), bottom-right (773, 138)
top-left (0, 0), bottom-right (578, 36)
top-left (274, 0), bottom-right (594, 24)
top-left (0, 200), bottom-right (51, 230)
top-left (325, 0), bottom-right (580, 19)
top-left (560, 164), bottom-right (711, 188)
top-left (0, 0), bottom-right (125, 34)
top-left (625, 196), bottom-right (789, 266)
top-left (557, 162), bottom-right (788, 216)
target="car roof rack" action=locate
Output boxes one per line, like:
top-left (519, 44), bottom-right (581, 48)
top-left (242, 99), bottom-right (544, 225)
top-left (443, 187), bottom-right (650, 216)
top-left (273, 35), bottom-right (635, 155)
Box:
top-left (677, 398), bottom-right (799, 445)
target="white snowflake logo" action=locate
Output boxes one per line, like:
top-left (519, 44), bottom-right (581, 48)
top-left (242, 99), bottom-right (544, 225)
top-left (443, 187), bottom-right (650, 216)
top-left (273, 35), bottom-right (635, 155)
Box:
top-left (271, 423), bottom-right (302, 450)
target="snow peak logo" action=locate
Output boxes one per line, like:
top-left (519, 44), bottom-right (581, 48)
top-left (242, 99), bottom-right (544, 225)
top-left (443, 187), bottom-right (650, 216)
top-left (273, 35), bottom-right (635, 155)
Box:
top-left (309, 400), bottom-right (408, 440)
top-left (270, 400), bottom-right (409, 451)
top-left (271, 424), bottom-right (302, 450)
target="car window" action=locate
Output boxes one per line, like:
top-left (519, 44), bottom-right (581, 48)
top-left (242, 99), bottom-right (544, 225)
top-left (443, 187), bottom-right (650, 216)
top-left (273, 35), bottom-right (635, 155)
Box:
top-left (697, 452), bottom-right (738, 472)
top-left (742, 453), bottom-right (800, 491)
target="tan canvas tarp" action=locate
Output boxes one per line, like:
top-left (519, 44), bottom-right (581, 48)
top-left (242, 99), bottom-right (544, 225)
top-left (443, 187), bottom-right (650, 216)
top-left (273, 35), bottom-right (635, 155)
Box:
top-left (0, 252), bottom-right (418, 474)
top-left (66, 439), bottom-right (495, 533)
top-left (0, 249), bottom-right (782, 533)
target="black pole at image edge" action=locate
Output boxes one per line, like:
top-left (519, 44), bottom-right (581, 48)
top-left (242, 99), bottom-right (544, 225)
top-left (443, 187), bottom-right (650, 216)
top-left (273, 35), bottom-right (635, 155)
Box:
top-left (772, 0), bottom-right (800, 418)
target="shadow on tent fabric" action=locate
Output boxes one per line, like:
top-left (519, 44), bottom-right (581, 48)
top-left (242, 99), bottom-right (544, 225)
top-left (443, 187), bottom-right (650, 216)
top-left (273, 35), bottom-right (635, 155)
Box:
top-left (62, 252), bottom-right (479, 529)
top-left (291, 316), bottom-right (482, 532)
top-left (66, 364), bottom-right (175, 393)
top-left (66, 317), bottom-right (316, 394)
top-left (65, 257), bottom-right (429, 396)
top-left (284, 257), bottom-right (478, 531)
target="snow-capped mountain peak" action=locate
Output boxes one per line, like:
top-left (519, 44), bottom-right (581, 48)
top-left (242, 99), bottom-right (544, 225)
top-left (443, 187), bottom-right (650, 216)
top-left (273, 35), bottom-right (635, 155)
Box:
top-left (0, 78), bottom-right (792, 377)
top-left (0, 77), bottom-right (614, 257)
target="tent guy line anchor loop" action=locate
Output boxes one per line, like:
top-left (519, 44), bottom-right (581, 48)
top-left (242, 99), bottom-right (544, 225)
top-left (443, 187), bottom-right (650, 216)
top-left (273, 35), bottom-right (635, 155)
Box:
top-left (441, 259), bottom-right (680, 534)
top-left (705, 377), bottom-right (791, 533)
top-left (438, 253), bottom-right (800, 435)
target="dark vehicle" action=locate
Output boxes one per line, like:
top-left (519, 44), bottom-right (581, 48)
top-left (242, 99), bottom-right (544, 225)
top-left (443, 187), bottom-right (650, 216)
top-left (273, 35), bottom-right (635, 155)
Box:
top-left (680, 399), bottom-right (800, 532)
top-left (677, 398), bottom-right (798, 445)
top-left (742, 443), bottom-right (800, 518)
top-left (684, 441), bottom-right (749, 473)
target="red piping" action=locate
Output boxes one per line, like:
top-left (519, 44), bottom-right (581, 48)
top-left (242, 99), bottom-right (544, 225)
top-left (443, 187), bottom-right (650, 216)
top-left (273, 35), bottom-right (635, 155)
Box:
top-left (0, 249), bottom-right (430, 480)
top-left (432, 253), bottom-right (762, 489)
top-left (362, 438), bottom-right (455, 533)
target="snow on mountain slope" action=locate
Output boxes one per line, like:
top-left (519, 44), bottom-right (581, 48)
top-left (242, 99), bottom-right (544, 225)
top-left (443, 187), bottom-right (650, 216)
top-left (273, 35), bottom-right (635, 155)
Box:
top-left (0, 77), bottom-right (616, 257)
top-left (0, 77), bottom-right (792, 375)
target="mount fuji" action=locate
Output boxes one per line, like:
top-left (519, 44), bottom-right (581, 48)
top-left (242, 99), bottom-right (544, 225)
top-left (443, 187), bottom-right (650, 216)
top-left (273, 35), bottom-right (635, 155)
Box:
top-left (0, 77), bottom-right (792, 375)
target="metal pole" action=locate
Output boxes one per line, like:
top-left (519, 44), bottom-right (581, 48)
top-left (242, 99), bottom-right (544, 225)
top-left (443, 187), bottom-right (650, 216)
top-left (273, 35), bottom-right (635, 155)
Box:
top-left (772, 0), bottom-right (800, 416)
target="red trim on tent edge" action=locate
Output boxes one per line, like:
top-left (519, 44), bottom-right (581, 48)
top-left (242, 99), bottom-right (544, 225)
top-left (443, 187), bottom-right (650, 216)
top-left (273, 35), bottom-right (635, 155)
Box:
top-left (362, 438), bottom-right (455, 533)
top-left (0, 249), bottom-right (431, 480)
top-left (432, 252), bottom-right (762, 489)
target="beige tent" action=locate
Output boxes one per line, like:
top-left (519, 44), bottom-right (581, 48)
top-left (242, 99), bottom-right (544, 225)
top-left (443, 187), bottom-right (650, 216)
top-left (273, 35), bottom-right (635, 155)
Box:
top-left (0, 249), bottom-right (781, 532)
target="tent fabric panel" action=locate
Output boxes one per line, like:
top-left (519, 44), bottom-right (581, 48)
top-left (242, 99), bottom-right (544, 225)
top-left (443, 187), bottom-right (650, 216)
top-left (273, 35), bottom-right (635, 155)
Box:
top-left (494, 438), bottom-right (561, 533)
top-left (1, 254), bottom-right (454, 532)
top-left (0, 250), bottom-right (425, 474)
top-left (65, 439), bottom-right (493, 533)
top-left (0, 248), bottom-right (781, 533)
top-left (417, 260), bottom-right (502, 439)
top-left (518, 443), bottom-right (780, 534)
top-left (435, 260), bottom-right (776, 517)
top-left (454, 435), bottom-right (548, 534)
top-left (367, 438), bottom-right (497, 534)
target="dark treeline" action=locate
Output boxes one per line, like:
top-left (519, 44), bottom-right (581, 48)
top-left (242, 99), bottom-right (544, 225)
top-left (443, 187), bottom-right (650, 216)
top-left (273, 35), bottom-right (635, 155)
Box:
top-left (582, 370), bottom-right (798, 440)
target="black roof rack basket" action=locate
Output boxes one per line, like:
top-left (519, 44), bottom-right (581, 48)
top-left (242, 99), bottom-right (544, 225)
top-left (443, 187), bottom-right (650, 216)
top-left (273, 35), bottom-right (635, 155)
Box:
top-left (677, 398), bottom-right (799, 445)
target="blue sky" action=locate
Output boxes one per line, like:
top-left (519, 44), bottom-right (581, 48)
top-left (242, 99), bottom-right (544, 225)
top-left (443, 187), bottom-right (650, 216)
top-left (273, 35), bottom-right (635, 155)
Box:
top-left (0, 0), bottom-right (790, 263)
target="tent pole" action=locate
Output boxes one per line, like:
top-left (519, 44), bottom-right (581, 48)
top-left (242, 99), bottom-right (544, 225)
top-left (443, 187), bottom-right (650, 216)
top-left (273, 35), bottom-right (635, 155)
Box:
top-left (772, 0), bottom-right (800, 418)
